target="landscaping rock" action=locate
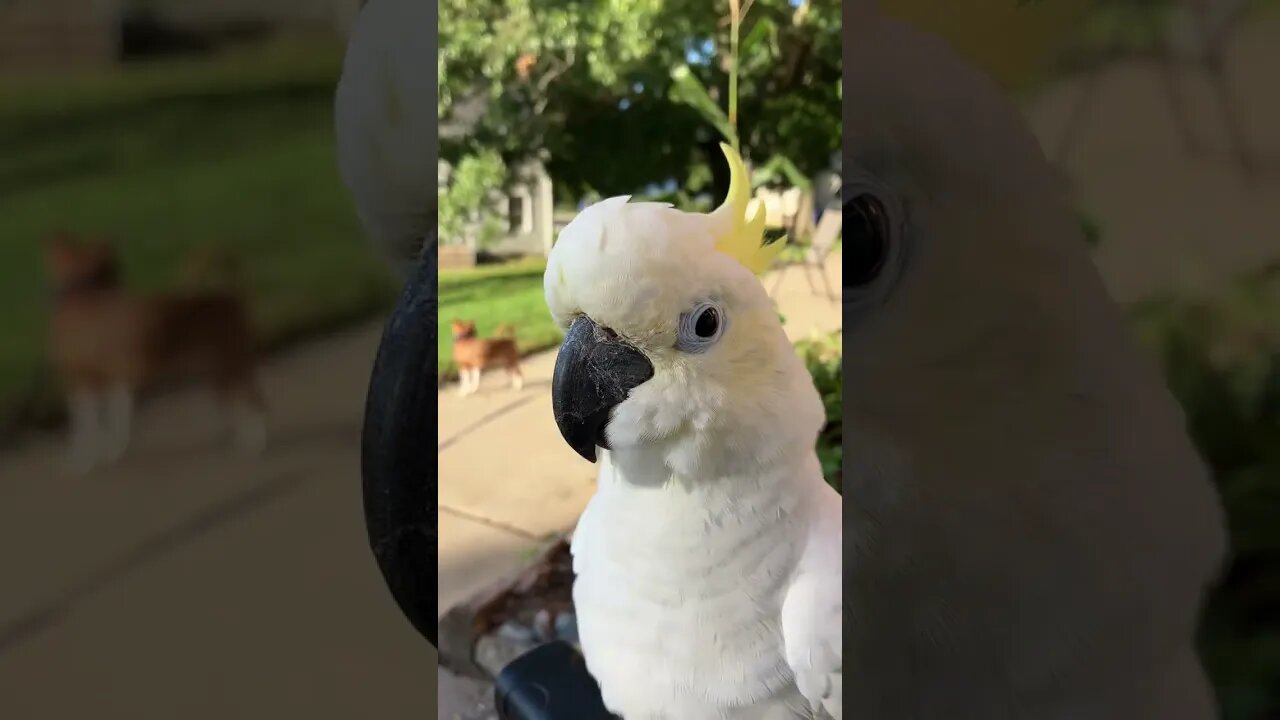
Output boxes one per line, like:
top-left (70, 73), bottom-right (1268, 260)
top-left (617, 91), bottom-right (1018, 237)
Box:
top-left (438, 537), bottom-right (578, 680)
top-left (532, 608), bottom-right (554, 642)
top-left (475, 630), bottom-right (540, 678)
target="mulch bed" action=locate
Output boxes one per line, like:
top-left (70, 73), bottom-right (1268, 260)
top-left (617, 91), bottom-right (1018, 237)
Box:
top-left (439, 537), bottom-right (577, 680)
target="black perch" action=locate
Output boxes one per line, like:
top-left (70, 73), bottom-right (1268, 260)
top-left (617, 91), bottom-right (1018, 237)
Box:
top-left (496, 641), bottom-right (619, 720)
top-left (360, 238), bottom-right (617, 717)
top-left (361, 235), bottom-right (440, 647)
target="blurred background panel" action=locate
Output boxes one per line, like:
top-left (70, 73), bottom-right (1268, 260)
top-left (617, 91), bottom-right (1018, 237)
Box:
top-left (0, 1), bottom-right (428, 718)
top-left (0, 0), bottom-right (390, 436)
top-left (0, 0), bottom-right (1276, 718)
top-left (885, 1), bottom-right (1280, 717)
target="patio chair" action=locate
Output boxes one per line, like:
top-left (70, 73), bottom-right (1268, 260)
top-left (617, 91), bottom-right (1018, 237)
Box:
top-left (769, 206), bottom-right (841, 302)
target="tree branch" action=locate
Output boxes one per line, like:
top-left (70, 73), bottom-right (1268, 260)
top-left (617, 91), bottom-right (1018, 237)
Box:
top-left (778, 31), bottom-right (813, 91)
top-left (531, 48), bottom-right (577, 115)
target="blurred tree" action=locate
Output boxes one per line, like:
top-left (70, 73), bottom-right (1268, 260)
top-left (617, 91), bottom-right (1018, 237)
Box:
top-left (438, 0), bottom-right (839, 201)
top-left (438, 150), bottom-right (507, 248)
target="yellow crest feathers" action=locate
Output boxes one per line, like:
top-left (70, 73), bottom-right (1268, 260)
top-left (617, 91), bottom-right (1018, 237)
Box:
top-left (710, 143), bottom-right (786, 275)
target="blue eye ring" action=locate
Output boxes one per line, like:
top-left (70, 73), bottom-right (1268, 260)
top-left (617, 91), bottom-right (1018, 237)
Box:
top-left (676, 301), bottom-right (726, 353)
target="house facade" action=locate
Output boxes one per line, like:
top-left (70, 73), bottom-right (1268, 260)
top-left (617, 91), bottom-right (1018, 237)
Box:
top-left (437, 156), bottom-right (557, 262)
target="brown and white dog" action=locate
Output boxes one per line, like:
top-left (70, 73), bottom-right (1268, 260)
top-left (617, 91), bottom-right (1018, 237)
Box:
top-left (43, 232), bottom-right (267, 473)
top-left (449, 319), bottom-right (524, 397)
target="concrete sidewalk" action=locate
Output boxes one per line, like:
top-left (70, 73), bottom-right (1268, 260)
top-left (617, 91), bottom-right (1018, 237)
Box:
top-left (434, 254), bottom-right (843, 716)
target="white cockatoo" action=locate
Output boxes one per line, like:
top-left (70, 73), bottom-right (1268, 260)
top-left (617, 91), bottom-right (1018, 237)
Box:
top-left (548, 5), bottom-right (1229, 719)
top-left (546, 143), bottom-right (842, 719)
top-left (833, 7), bottom-right (1228, 719)
top-left (334, 0), bottom-right (437, 281)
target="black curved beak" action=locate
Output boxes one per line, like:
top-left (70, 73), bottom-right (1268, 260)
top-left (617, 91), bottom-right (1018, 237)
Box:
top-left (551, 315), bottom-right (654, 463)
top-left (360, 235), bottom-right (438, 648)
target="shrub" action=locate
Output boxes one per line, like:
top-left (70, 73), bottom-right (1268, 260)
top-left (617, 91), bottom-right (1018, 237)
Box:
top-left (439, 150), bottom-right (507, 248)
top-left (1132, 262), bottom-right (1280, 720)
top-left (796, 330), bottom-right (843, 493)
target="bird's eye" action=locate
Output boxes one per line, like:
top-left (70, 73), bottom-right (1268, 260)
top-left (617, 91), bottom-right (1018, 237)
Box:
top-left (676, 301), bottom-right (726, 353)
top-left (694, 306), bottom-right (719, 338)
top-left (844, 192), bottom-right (889, 287)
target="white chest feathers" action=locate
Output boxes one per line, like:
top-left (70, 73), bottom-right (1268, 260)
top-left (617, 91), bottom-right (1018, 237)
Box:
top-left (570, 458), bottom-right (838, 719)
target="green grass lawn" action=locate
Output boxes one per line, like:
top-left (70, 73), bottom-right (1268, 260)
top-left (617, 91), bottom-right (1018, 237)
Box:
top-left (435, 233), bottom-right (848, 383)
top-left (438, 258), bottom-right (562, 381)
top-left (0, 38), bottom-right (398, 431)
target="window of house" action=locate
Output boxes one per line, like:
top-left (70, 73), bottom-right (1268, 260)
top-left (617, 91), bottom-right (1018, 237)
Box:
top-left (508, 194), bottom-right (525, 234)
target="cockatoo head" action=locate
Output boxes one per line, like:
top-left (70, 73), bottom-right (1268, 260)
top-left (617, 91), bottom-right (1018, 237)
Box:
top-left (840, 13), bottom-right (1117, 450)
top-left (546, 144), bottom-right (824, 479)
top-left (840, 12), bottom-right (1224, 642)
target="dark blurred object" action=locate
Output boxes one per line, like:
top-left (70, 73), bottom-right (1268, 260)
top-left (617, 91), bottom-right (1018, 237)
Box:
top-left (119, 7), bottom-right (212, 60)
top-left (361, 235), bottom-right (439, 647)
top-left (119, 6), bottom-right (277, 61)
top-left (494, 641), bottom-right (618, 720)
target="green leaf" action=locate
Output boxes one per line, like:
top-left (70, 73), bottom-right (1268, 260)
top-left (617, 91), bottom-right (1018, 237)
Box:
top-left (752, 154), bottom-right (812, 190)
top-left (668, 64), bottom-right (737, 147)
top-left (739, 16), bottom-right (779, 59)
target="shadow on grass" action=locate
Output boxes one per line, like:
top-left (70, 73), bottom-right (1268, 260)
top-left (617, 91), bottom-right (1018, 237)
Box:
top-left (439, 266), bottom-right (547, 305)
top-left (437, 382), bottom-right (552, 452)
top-left (0, 81), bottom-right (338, 197)
top-left (0, 79), bottom-right (336, 139)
